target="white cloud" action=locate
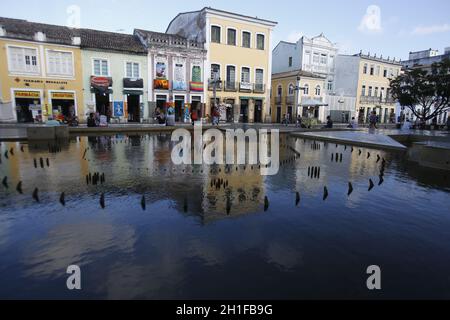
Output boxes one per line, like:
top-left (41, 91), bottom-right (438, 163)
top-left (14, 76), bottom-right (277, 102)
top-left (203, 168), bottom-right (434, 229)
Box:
top-left (358, 5), bottom-right (383, 34)
top-left (411, 24), bottom-right (450, 35)
top-left (286, 31), bottom-right (303, 43)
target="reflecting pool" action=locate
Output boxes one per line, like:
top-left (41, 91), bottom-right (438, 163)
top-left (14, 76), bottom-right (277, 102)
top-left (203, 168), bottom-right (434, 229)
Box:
top-left (0, 133), bottom-right (449, 299)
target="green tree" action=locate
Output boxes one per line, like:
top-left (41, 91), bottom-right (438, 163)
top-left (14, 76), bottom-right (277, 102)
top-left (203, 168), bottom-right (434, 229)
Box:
top-left (390, 58), bottom-right (450, 122)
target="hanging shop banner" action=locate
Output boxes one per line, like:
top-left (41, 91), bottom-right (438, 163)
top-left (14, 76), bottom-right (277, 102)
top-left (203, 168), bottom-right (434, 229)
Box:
top-left (51, 92), bottom-right (75, 100)
top-left (123, 78), bottom-right (144, 89)
top-left (240, 82), bottom-right (252, 91)
top-left (14, 91), bottom-right (40, 99)
top-left (155, 57), bottom-right (168, 79)
top-left (173, 59), bottom-right (187, 91)
top-left (154, 79), bottom-right (169, 90)
top-left (113, 101), bottom-right (124, 117)
top-left (190, 62), bottom-right (203, 92)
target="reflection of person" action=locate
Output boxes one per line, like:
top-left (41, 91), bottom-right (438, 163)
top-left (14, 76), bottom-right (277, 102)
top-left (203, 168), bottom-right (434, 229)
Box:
top-left (212, 106), bottom-right (220, 125)
top-left (190, 108), bottom-right (198, 125)
top-left (348, 117), bottom-right (358, 129)
top-left (324, 116), bottom-right (333, 129)
top-left (87, 113), bottom-right (97, 127)
top-left (369, 111), bottom-right (378, 129)
top-left (295, 114), bottom-right (302, 127)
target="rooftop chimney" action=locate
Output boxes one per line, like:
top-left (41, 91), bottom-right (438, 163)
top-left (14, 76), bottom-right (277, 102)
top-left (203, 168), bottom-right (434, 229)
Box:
top-left (34, 32), bottom-right (46, 42)
top-left (72, 36), bottom-right (81, 46)
top-left (0, 26), bottom-right (5, 37)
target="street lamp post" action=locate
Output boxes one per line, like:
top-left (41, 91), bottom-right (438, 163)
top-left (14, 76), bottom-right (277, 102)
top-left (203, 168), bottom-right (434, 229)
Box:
top-left (293, 76), bottom-right (305, 121)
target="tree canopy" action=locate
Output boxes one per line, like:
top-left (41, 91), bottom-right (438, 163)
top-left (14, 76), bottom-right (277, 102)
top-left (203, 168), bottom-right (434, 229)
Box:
top-left (390, 58), bottom-right (450, 122)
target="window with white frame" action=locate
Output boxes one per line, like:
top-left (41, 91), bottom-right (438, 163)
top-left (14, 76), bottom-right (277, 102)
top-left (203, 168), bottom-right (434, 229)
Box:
top-left (93, 59), bottom-right (109, 76)
top-left (227, 28), bottom-right (236, 46)
top-left (313, 53), bottom-right (319, 64)
top-left (211, 26), bottom-right (221, 43)
top-left (288, 84), bottom-right (294, 95)
top-left (320, 54), bottom-right (327, 65)
top-left (126, 62), bottom-right (140, 78)
top-left (8, 46), bottom-right (39, 74)
top-left (226, 65), bottom-right (235, 83)
top-left (277, 85), bottom-right (282, 97)
top-left (211, 64), bottom-right (220, 80)
top-left (242, 31), bottom-right (251, 48)
top-left (315, 85), bottom-right (321, 96)
top-left (327, 81), bottom-right (333, 91)
top-left (303, 84), bottom-right (309, 95)
top-left (256, 34), bottom-right (265, 50)
top-left (241, 67), bottom-right (250, 83)
top-left (47, 50), bottom-right (73, 77)
top-left (255, 69), bottom-right (264, 85)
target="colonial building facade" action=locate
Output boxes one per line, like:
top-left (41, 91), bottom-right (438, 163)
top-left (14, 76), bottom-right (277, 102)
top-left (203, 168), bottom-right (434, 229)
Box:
top-left (272, 33), bottom-right (338, 94)
top-left (0, 17), bottom-right (84, 123)
top-left (134, 29), bottom-right (206, 122)
top-left (166, 7), bottom-right (277, 123)
top-left (335, 53), bottom-right (402, 124)
top-left (271, 70), bottom-right (326, 123)
top-left (80, 29), bottom-right (148, 123)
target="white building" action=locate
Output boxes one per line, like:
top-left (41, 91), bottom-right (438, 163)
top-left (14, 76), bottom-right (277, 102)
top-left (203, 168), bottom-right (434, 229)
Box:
top-left (272, 33), bottom-right (338, 94)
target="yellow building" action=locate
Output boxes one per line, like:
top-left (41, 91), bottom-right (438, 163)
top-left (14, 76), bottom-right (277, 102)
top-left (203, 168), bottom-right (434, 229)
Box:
top-left (335, 53), bottom-right (402, 124)
top-left (0, 17), bottom-right (83, 123)
top-left (166, 7), bottom-right (277, 123)
top-left (271, 70), bottom-right (326, 123)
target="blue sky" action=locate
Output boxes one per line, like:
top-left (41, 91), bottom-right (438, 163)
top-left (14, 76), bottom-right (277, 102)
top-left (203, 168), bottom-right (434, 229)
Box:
top-left (1, 0), bottom-right (449, 60)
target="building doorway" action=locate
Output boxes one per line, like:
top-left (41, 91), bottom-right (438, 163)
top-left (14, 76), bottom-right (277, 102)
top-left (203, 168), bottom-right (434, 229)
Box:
top-left (15, 98), bottom-right (36, 123)
top-left (191, 96), bottom-right (202, 120)
top-left (174, 96), bottom-right (185, 122)
top-left (225, 99), bottom-right (235, 123)
top-left (95, 93), bottom-right (111, 120)
top-left (254, 99), bottom-right (263, 123)
top-left (276, 106), bottom-right (281, 123)
top-left (127, 94), bottom-right (140, 123)
top-left (240, 99), bottom-right (249, 123)
top-left (287, 106), bottom-right (293, 122)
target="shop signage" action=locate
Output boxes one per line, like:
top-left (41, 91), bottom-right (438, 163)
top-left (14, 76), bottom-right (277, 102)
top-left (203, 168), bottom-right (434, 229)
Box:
top-left (14, 91), bottom-right (40, 98)
top-left (51, 92), bottom-right (75, 100)
top-left (90, 76), bottom-right (112, 88)
top-left (113, 101), bottom-right (124, 117)
top-left (173, 60), bottom-right (186, 91)
top-left (123, 78), bottom-right (143, 89)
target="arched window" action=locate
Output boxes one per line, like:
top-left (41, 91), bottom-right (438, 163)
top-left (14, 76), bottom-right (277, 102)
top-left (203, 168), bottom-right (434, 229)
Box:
top-left (288, 83), bottom-right (295, 95)
top-left (303, 84), bottom-right (309, 95)
top-left (315, 85), bottom-right (321, 96)
top-left (277, 85), bottom-right (282, 97)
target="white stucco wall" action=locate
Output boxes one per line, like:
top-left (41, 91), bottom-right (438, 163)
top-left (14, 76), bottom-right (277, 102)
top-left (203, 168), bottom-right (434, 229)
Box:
top-left (272, 41), bottom-right (298, 74)
top-left (334, 55), bottom-right (360, 97)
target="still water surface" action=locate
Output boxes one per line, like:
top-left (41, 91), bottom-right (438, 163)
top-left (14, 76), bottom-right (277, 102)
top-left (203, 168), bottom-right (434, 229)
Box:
top-left (0, 133), bottom-right (449, 299)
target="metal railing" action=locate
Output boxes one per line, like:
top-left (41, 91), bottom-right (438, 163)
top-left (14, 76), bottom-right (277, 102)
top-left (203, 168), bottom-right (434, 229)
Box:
top-left (285, 95), bottom-right (295, 105)
top-left (239, 82), bottom-right (253, 92)
top-left (224, 81), bottom-right (238, 92)
top-left (208, 79), bottom-right (223, 91)
top-left (360, 96), bottom-right (395, 104)
top-left (253, 83), bottom-right (265, 93)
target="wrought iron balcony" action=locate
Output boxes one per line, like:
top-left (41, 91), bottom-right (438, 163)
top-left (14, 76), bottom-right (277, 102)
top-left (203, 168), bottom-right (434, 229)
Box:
top-left (275, 96), bottom-right (282, 104)
top-left (360, 96), bottom-right (396, 105)
top-left (208, 79), bottom-right (223, 91)
top-left (239, 82), bottom-right (253, 92)
top-left (224, 81), bottom-right (238, 92)
top-left (253, 83), bottom-right (266, 93)
top-left (285, 95), bottom-right (295, 105)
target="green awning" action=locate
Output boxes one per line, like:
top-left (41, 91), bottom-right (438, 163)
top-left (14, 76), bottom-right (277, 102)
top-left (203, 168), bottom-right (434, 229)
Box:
top-left (123, 90), bottom-right (143, 95)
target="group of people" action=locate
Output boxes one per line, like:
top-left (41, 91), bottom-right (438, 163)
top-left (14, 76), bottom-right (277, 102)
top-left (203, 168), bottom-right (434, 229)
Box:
top-left (87, 112), bottom-right (107, 127)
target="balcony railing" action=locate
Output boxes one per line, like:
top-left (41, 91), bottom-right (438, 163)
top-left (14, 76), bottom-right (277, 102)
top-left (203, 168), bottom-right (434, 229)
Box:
top-left (360, 96), bottom-right (395, 104)
top-left (239, 82), bottom-right (253, 92)
top-left (253, 83), bottom-right (265, 93)
top-left (224, 81), bottom-right (238, 92)
top-left (285, 95), bottom-right (295, 105)
top-left (275, 96), bottom-right (282, 104)
top-left (208, 79), bottom-right (223, 91)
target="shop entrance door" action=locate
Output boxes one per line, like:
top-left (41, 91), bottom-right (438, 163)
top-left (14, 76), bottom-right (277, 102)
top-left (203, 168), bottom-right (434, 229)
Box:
top-left (15, 98), bottom-right (35, 123)
top-left (240, 99), bottom-right (249, 123)
top-left (127, 95), bottom-right (140, 123)
top-left (174, 96), bottom-right (184, 122)
top-left (95, 93), bottom-right (111, 120)
top-left (254, 100), bottom-right (262, 123)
